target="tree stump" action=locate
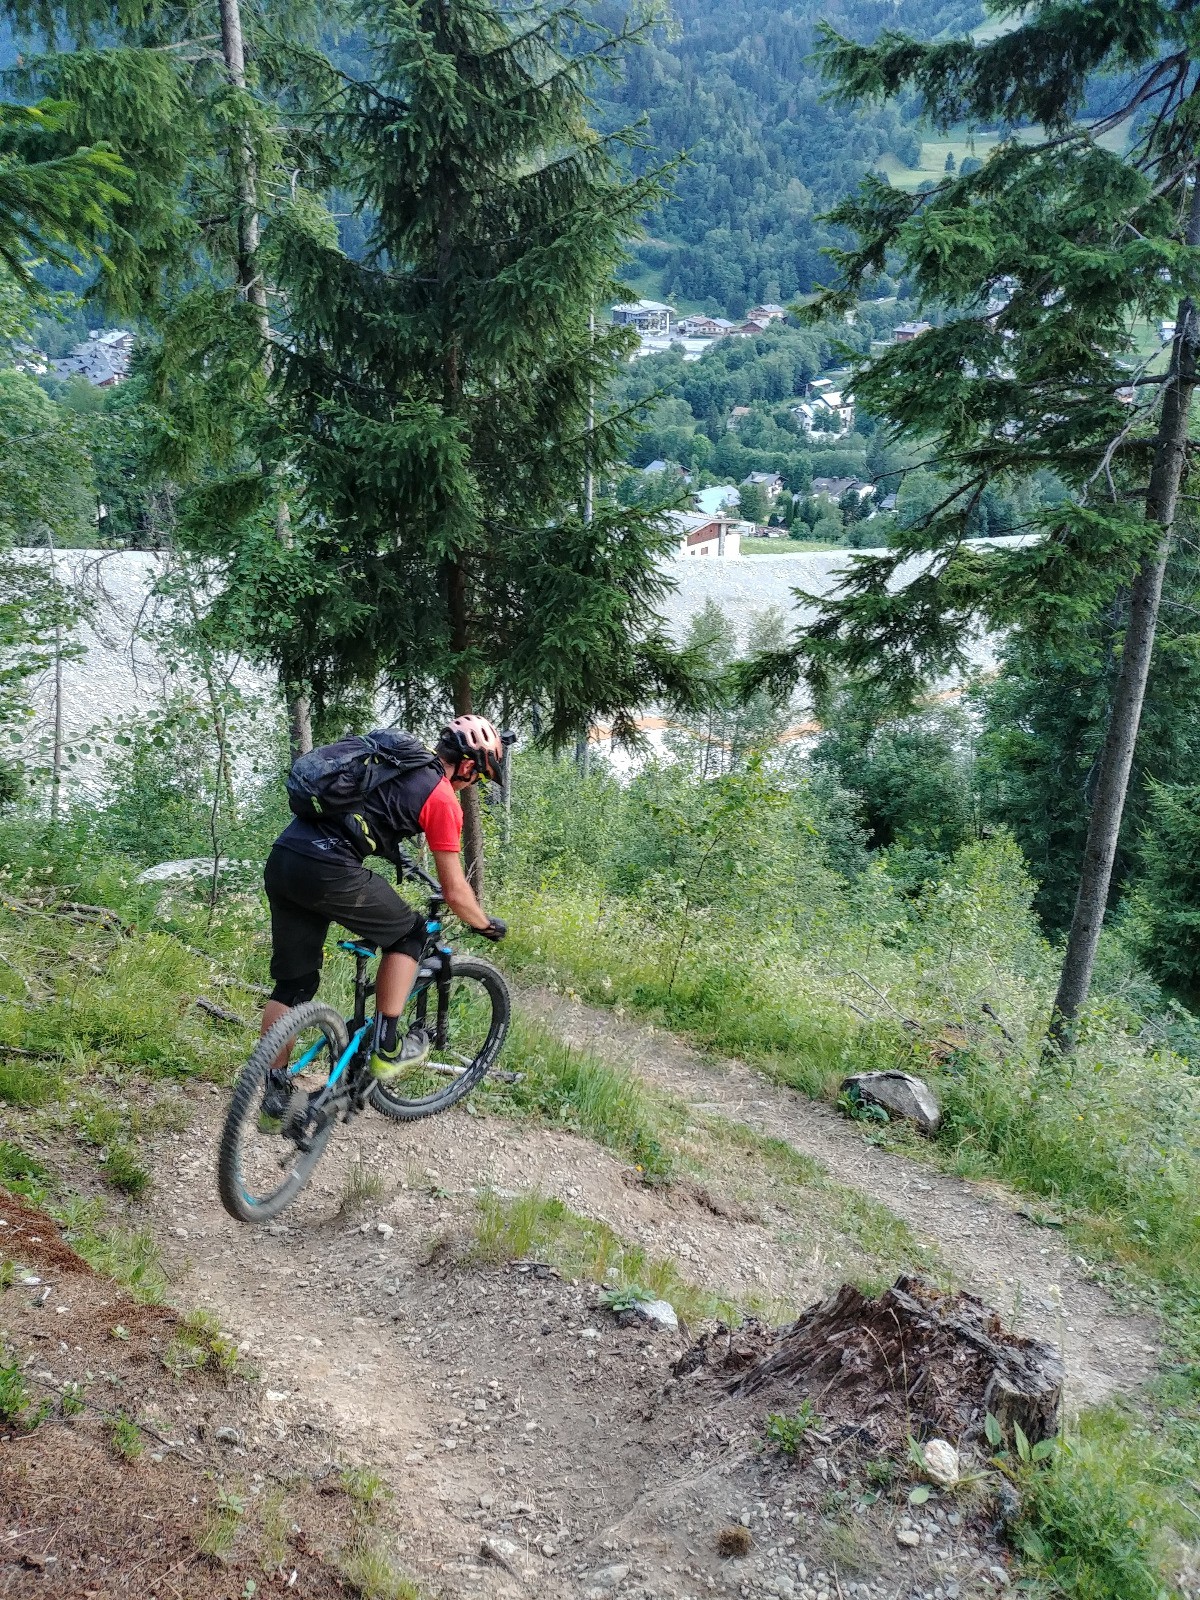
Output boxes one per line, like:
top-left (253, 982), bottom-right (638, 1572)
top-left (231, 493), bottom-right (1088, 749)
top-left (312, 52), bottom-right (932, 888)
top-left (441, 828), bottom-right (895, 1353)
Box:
top-left (679, 1275), bottom-right (1063, 1450)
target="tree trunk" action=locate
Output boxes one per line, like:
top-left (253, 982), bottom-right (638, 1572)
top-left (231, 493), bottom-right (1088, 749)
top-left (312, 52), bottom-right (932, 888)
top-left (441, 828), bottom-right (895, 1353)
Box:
top-left (275, 502), bottom-right (312, 758)
top-left (446, 555), bottom-right (484, 894)
top-left (676, 1274), bottom-right (1064, 1452)
top-left (47, 531), bottom-right (63, 826)
top-left (1049, 177), bottom-right (1200, 1051)
top-left (218, 0), bottom-right (312, 755)
top-left (218, 0), bottom-right (268, 337)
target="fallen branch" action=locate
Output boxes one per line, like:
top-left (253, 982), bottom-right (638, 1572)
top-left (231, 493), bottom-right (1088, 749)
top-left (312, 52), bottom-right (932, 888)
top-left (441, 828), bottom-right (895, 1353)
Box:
top-left (52, 902), bottom-right (131, 934)
top-left (195, 997), bottom-right (248, 1027)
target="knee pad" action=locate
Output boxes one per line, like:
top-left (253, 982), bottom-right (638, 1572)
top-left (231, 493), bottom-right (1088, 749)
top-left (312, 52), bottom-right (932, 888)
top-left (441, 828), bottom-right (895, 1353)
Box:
top-left (384, 927), bottom-right (426, 962)
top-left (270, 970), bottom-right (321, 1006)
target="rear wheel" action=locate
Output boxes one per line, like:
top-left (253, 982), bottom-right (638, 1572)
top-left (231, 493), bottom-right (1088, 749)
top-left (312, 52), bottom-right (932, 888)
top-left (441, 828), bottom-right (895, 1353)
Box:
top-left (370, 956), bottom-right (509, 1122)
top-left (217, 1003), bottom-right (349, 1223)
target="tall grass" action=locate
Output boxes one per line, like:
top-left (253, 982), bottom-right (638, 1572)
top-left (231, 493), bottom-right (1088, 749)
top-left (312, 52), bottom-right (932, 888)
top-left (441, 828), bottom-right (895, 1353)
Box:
top-left (481, 1015), bottom-right (674, 1178)
top-left (472, 1190), bottom-right (736, 1325)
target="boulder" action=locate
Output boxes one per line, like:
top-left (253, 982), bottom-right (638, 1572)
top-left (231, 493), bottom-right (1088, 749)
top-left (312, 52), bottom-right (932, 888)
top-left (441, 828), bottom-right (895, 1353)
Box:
top-left (841, 1070), bottom-right (941, 1134)
top-left (921, 1438), bottom-right (960, 1487)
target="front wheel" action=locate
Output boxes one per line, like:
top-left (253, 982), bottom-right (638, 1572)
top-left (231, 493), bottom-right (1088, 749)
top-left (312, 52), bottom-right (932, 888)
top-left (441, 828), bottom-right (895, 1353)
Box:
top-left (370, 956), bottom-right (510, 1122)
top-left (218, 1002), bottom-right (349, 1223)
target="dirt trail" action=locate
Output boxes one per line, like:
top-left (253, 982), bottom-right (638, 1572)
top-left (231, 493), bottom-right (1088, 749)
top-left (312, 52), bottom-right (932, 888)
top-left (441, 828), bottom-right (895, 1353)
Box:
top-left (140, 993), bottom-right (1160, 1600)
top-left (518, 986), bottom-right (1159, 1413)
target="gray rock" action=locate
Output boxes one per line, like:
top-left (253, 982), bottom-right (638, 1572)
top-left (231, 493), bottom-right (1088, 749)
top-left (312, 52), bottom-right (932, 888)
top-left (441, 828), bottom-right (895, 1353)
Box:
top-left (137, 857), bottom-right (222, 884)
top-left (841, 1071), bottom-right (942, 1134)
top-left (214, 1426), bottom-right (243, 1445)
top-left (589, 1563), bottom-right (631, 1590)
top-left (635, 1298), bottom-right (679, 1331)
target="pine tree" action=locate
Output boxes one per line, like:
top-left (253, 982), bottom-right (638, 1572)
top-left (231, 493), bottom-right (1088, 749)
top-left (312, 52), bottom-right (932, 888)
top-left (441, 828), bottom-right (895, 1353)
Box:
top-left (265, 0), bottom-right (691, 888)
top-left (749, 1), bottom-right (1200, 1047)
top-left (3, 0), bottom-right (334, 756)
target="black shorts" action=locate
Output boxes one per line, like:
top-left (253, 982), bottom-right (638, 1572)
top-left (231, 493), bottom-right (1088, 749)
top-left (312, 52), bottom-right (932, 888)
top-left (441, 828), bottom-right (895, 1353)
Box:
top-left (263, 844), bottom-right (425, 988)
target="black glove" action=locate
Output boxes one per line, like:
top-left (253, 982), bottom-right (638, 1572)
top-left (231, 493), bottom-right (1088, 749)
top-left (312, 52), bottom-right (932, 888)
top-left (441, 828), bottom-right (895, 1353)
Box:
top-left (478, 917), bottom-right (507, 942)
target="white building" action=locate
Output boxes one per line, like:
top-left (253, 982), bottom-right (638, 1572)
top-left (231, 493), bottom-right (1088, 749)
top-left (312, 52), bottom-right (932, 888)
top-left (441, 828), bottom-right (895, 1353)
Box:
top-left (612, 299), bottom-right (675, 335)
top-left (792, 387), bottom-right (855, 437)
top-left (666, 510), bottom-right (744, 558)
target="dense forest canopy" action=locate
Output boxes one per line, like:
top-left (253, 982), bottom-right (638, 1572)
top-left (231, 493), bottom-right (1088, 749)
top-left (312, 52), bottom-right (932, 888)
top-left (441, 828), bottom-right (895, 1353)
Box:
top-left (598, 0), bottom-right (984, 312)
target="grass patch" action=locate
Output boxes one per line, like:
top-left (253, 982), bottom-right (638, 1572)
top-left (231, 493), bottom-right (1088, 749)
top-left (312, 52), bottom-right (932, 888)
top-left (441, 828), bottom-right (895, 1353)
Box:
top-left (100, 1142), bottom-right (151, 1197)
top-left (341, 1464), bottom-right (391, 1516)
top-left (764, 1400), bottom-right (821, 1457)
top-left (472, 1189), bottom-right (734, 1325)
top-left (0, 1056), bottom-right (59, 1106)
top-left (482, 1015), bottom-right (674, 1180)
top-left (55, 1198), bottom-right (168, 1304)
top-left (340, 1160), bottom-right (387, 1216)
top-left (1014, 1427), bottom-right (1180, 1600)
top-left (197, 1486), bottom-right (243, 1558)
top-left (0, 1357), bottom-right (34, 1427)
top-left (109, 1411), bottom-right (143, 1462)
top-left (339, 1536), bottom-right (420, 1600)
top-left (0, 1140), bottom-right (48, 1200)
top-left (163, 1309), bottom-right (240, 1379)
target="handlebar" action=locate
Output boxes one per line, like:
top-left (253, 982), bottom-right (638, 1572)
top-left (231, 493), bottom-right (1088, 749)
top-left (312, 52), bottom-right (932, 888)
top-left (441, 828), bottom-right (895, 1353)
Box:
top-left (395, 847), bottom-right (441, 897)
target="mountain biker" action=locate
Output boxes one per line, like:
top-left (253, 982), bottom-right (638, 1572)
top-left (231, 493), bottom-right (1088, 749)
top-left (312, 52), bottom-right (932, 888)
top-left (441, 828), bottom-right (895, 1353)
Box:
top-left (259, 715), bottom-right (508, 1109)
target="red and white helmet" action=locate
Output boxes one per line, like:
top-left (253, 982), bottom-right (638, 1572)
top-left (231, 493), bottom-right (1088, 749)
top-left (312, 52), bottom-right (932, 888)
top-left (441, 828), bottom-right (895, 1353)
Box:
top-left (437, 715), bottom-right (506, 782)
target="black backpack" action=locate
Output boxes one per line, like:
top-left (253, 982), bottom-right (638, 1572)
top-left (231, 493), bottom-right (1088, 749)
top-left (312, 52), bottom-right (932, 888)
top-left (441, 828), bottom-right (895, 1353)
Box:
top-left (286, 730), bottom-right (438, 823)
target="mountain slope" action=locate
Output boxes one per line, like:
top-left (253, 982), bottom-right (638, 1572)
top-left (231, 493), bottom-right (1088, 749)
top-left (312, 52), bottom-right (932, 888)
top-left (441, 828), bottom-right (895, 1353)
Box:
top-left (601, 0), bottom-right (982, 312)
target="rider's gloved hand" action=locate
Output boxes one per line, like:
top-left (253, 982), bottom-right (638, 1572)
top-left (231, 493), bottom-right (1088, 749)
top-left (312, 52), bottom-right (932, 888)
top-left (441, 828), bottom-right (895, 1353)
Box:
top-left (478, 917), bottom-right (507, 942)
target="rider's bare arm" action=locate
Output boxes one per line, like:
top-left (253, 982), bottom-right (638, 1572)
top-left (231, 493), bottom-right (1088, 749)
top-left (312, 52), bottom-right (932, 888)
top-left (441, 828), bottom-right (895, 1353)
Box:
top-left (431, 849), bottom-right (491, 930)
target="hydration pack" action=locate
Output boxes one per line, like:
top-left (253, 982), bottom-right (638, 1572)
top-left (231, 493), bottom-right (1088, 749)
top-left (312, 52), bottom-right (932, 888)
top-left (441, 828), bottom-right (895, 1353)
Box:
top-left (286, 730), bottom-right (438, 824)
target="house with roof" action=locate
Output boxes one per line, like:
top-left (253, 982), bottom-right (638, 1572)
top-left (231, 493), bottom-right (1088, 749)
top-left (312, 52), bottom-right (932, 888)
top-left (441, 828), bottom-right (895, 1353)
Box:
top-left (676, 314), bottom-right (737, 338)
top-left (742, 470), bottom-right (783, 494)
top-left (50, 328), bottom-right (135, 387)
top-left (792, 388), bottom-right (855, 437)
top-left (611, 299), bottom-right (675, 335)
top-left (727, 406), bottom-right (753, 429)
top-left (666, 510), bottom-right (743, 558)
top-left (748, 304), bottom-right (787, 322)
top-left (739, 318), bottom-right (772, 336)
top-left (641, 460), bottom-right (692, 483)
top-left (893, 320), bottom-right (932, 343)
top-left (811, 476), bottom-right (875, 503)
top-left (693, 484), bottom-right (739, 516)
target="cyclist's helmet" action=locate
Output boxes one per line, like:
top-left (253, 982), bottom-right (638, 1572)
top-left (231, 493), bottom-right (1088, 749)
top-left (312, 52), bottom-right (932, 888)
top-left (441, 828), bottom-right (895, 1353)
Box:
top-left (437, 714), bottom-right (506, 783)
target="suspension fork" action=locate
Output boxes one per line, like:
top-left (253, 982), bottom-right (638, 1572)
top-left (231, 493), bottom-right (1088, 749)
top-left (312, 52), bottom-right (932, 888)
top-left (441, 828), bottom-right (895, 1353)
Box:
top-left (429, 947), bottom-right (454, 1047)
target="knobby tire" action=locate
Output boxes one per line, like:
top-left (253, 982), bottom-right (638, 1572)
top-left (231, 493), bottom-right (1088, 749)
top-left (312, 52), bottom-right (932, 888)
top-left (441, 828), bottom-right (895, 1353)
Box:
top-left (217, 1002), bottom-right (348, 1223)
top-left (369, 955), bottom-right (510, 1122)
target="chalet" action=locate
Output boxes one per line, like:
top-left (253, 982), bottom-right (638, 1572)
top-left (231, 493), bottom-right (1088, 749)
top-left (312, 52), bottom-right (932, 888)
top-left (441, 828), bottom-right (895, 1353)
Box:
top-left (742, 470), bottom-right (783, 494)
top-left (811, 476), bottom-right (875, 503)
top-left (642, 460), bottom-right (692, 482)
top-left (676, 314), bottom-right (738, 338)
top-left (693, 484), bottom-right (739, 515)
top-left (747, 304), bottom-right (787, 322)
top-left (666, 510), bottom-right (743, 558)
top-left (51, 327), bottom-right (134, 387)
top-left (792, 389), bottom-right (855, 437)
top-left (611, 298), bottom-right (674, 335)
top-left (893, 321), bottom-right (932, 343)
top-left (727, 406), bottom-right (753, 429)
top-left (739, 318), bottom-right (772, 336)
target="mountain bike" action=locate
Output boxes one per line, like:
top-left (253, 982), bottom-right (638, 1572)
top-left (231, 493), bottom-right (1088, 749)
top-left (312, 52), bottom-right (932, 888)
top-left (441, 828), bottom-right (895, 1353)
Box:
top-left (217, 852), bottom-right (510, 1223)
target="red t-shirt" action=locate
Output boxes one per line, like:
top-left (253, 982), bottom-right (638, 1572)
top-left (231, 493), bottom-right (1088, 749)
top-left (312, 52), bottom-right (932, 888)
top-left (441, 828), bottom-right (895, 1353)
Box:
top-left (417, 776), bottom-right (463, 853)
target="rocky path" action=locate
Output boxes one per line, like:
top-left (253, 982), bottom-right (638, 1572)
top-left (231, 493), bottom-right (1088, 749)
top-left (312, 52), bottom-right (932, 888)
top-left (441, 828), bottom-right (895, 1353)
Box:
top-left (139, 993), bottom-right (1161, 1600)
top-left (518, 986), bottom-right (1159, 1412)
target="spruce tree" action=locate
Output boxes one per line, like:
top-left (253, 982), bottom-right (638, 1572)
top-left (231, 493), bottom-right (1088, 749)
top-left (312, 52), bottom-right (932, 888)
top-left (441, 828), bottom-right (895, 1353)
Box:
top-left (266, 0), bottom-right (690, 887)
top-left (752, 1), bottom-right (1200, 1046)
top-left (3, 0), bottom-right (335, 757)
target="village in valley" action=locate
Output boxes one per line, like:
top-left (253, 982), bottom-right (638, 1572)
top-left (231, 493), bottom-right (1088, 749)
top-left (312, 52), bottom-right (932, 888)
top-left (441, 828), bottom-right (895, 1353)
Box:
top-left (610, 299), bottom-right (925, 555)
